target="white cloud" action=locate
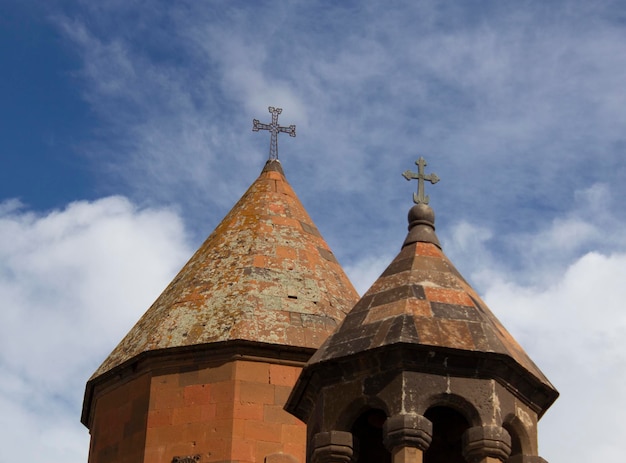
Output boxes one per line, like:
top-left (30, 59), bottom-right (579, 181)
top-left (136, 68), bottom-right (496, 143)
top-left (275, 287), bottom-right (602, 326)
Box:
top-left (0, 197), bottom-right (191, 462)
top-left (344, 252), bottom-right (396, 296)
top-left (0, 368), bottom-right (86, 462)
top-left (483, 251), bottom-right (626, 462)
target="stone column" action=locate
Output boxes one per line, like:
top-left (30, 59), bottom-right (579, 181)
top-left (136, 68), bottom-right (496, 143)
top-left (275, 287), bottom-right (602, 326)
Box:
top-left (462, 425), bottom-right (512, 463)
top-left (383, 414), bottom-right (432, 463)
top-left (311, 431), bottom-right (356, 463)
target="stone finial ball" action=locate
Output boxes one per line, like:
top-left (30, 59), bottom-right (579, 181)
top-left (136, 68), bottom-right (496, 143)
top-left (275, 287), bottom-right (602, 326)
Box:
top-left (408, 203), bottom-right (435, 227)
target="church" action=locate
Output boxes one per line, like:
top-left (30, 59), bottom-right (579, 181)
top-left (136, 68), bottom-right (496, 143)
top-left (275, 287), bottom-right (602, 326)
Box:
top-left (81, 107), bottom-right (557, 463)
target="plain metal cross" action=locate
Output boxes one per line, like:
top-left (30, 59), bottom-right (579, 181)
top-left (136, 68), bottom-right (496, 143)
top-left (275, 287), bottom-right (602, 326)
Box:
top-left (252, 107), bottom-right (296, 160)
top-left (402, 157), bottom-right (440, 204)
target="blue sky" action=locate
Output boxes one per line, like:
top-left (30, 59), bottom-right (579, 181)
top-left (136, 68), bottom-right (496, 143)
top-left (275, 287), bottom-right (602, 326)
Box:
top-left (2, 1), bottom-right (626, 461)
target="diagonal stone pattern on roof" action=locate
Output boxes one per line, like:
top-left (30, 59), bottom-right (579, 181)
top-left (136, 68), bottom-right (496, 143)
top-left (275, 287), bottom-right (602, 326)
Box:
top-left (93, 160), bottom-right (359, 378)
top-left (308, 205), bottom-right (555, 392)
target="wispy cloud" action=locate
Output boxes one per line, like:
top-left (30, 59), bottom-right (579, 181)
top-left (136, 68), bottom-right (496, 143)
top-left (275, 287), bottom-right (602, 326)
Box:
top-left (53, 2), bottom-right (626, 256)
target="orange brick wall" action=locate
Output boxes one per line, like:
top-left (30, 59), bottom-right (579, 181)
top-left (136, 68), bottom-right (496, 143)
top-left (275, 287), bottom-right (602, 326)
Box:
top-left (88, 372), bottom-right (151, 463)
top-left (143, 360), bottom-right (306, 463)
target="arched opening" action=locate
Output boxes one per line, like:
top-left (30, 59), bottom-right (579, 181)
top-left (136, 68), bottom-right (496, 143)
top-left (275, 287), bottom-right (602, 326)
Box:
top-left (504, 425), bottom-right (522, 457)
top-left (350, 409), bottom-right (391, 463)
top-left (424, 406), bottom-right (470, 463)
top-left (503, 419), bottom-right (528, 460)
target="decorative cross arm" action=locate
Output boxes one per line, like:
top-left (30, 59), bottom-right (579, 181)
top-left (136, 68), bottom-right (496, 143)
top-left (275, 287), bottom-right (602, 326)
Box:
top-left (402, 157), bottom-right (440, 204)
top-left (252, 106), bottom-right (296, 160)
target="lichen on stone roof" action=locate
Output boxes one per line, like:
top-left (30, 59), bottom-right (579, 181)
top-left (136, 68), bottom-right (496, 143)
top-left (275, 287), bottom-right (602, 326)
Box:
top-left (91, 159), bottom-right (359, 379)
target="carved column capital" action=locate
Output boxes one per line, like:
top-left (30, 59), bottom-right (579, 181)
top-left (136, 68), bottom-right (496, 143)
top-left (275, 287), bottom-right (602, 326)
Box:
top-left (312, 431), bottom-right (356, 463)
top-left (383, 413), bottom-right (433, 452)
top-left (462, 425), bottom-right (512, 462)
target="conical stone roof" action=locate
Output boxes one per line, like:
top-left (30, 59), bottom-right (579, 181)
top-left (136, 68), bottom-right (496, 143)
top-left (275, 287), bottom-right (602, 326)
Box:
top-left (92, 159), bottom-right (359, 379)
top-left (288, 202), bottom-right (558, 418)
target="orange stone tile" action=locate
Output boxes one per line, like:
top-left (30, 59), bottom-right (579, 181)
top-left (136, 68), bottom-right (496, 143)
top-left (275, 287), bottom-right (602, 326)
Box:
top-left (281, 423), bottom-right (306, 444)
top-left (266, 171), bottom-right (283, 181)
top-left (414, 242), bottom-right (442, 257)
top-left (239, 381), bottom-right (276, 404)
top-left (304, 327), bottom-right (331, 349)
top-left (270, 216), bottom-right (300, 228)
top-left (283, 443), bottom-right (306, 462)
top-left (269, 364), bottom-right (300, 387)
top-left (253, 255), bottom-right (268, 267)
top-left (150, 388), bottom-right (184, 411)
top-left (269, 202), bottom-right (286, 215)
top-left (178, 372), bottom-right (201, 387)
top-left (244, 419), bottom-right (283, 442)
top-left (276, 245), bottom-right (298, 259)
top-left (285, 325), bottom-right (306, 346)
top-left (282, 182), bottom-right (298, 198)
top-left (184, 421), bottom-right (212, 441)
top-left (206, 418), bottom-right (235, 438)
top-left (264, 404), bottom-right (300, 425)
top-left (200, 403), bottom-right (217, 421)
top-left (414, 316), bottom-right (442, 346)
top-left (146, 424), bottom-right (186, 446)
top-left (204, 438), bottom-right (229, 460)
top-left (424, 287), bottom-right (474, 306)
top-left (183, 383), bottom-right (211, 406)
top-left (151, 374), bottom-right (178, 394)
top-left (274, 385), bottom-right (294, 406)
top-left (172, 405), bottom-right (202, 425)
top-left (209, 380), bottom-right (236, 404)
top-left (232, 402), bottom-right (264, 420)
top-left (250, 180), bottom-right (272, 194)
top-left (215, 402), bottom-right (234, 419)
top-left (368, 272), bottom-right (411, 293)
top-left (406, 298), bottom-right (433, 317)
top-left (147, 409), bottom-right (172, 428)
top-left (437, 319), bottom-right (475, 350)
top-left (231, 418), bottom-right (246, 437)
top-left (364, 299), bottom-right (408, 324)
top-left (142, 447), bottom-right (166, 463)
top-left (296, 248), bottom-right (312, 266)
top-left (234, 361), bottom-right (270, 383)
top-left (229, 438), bottom-right (255, 461)
top-left (274, 178), bottom-right (288, 194)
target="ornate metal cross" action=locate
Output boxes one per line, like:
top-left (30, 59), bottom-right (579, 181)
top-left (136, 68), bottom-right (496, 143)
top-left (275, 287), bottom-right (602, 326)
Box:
top-left (402, 157), bottom-right (440, 204)
top-left (252, 107), bottom-right (296, 160)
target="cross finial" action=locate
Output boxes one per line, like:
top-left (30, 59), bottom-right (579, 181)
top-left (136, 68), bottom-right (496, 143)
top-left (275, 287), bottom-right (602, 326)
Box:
top-left (252, 107), bottom-right (296, 160)
top-left (402, 157), bottom-right (440, 204)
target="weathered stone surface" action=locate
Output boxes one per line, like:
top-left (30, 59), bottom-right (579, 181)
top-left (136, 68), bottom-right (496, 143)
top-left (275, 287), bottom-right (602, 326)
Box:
top-left (311, 431), bottom-right (356, 463)
top-left (287, 203), bottom-right (558, 424)
top-left (91, 159), bottom-right (359, 378)
top-left (463, 425), bottom-right (512, 462)
top-left (306, 240), bottom-right (555, 394)
top-left (383, 413), bottom-right (433, 451)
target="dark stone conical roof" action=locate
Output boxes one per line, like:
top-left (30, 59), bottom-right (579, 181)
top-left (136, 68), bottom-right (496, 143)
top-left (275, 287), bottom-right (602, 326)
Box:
top-left (287, 201), bottom-right (558, 419)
